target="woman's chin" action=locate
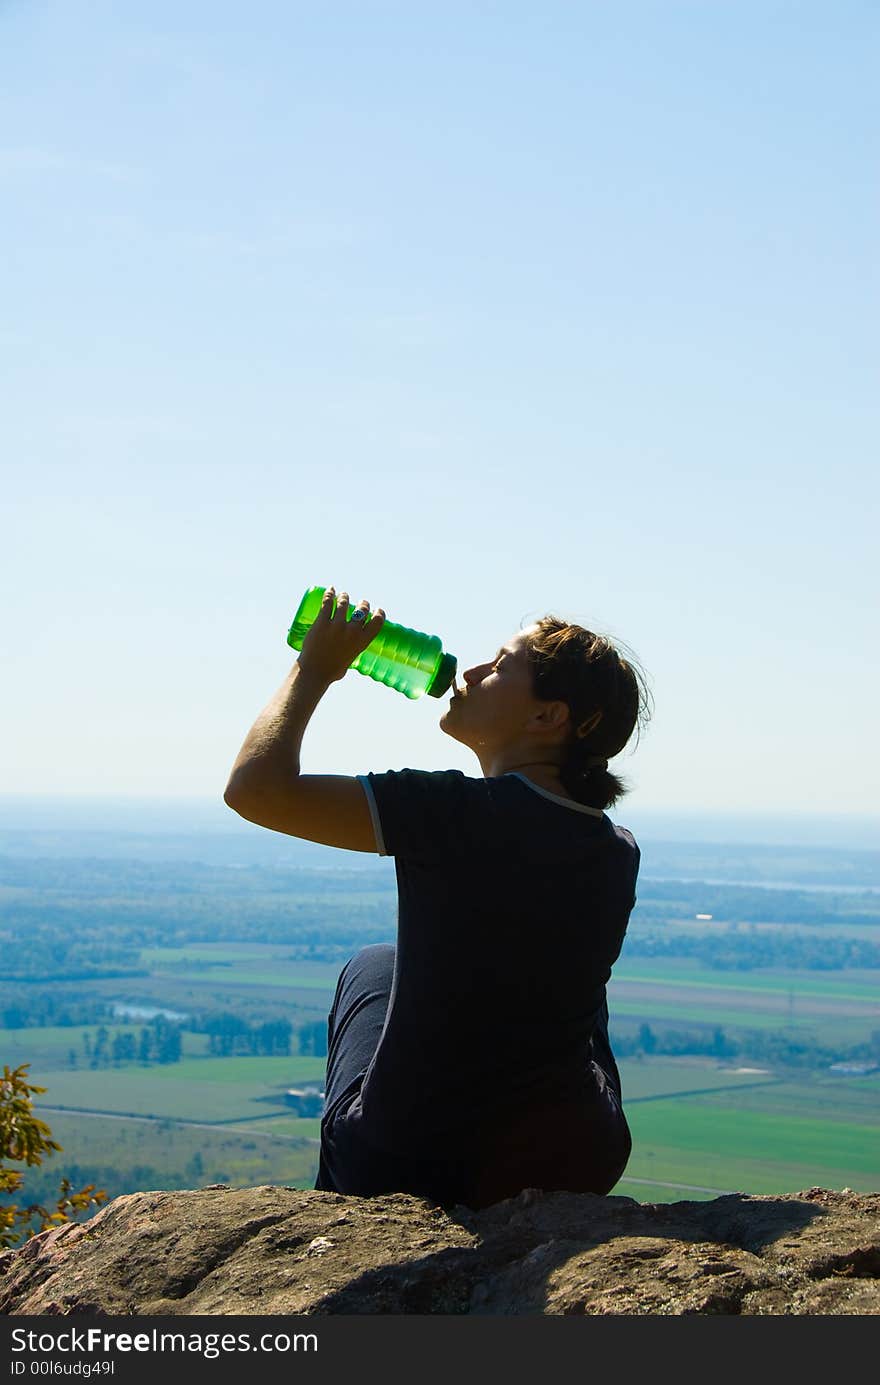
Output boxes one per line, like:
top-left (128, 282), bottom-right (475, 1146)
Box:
top-left (439, 712), bottom-right (465, 745)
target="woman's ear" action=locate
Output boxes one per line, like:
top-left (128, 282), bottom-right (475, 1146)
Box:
top-left (535, 699), bottom-right (573, 733)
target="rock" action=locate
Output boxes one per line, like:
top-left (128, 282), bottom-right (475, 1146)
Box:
top-left (0, 1185), bottom-right (877, 1315)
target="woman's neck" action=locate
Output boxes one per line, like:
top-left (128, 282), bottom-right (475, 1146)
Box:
top-left (498, 761), bottom-right (571, 798)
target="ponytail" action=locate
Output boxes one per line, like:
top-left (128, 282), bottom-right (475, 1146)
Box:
top-left (523, 617), bottom-right (653, 810)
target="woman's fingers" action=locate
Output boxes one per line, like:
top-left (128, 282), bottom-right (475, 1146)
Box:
top-left (358, 605), bottom-right (384, 632)
top-left (324, 586), bottom-right (384, 632)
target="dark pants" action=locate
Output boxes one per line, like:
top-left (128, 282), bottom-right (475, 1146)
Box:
top-left (314, 943), bottom-right (632, 1208)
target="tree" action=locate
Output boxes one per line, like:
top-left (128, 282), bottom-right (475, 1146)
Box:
top-left (186, 1151), bottom-right (204, 1181)
top-left (154, 1019), bottom-right (182, 1064)
top-left (91, 1026), bottom-right (109, 1069)
top-left (138, 1027), bottom-right (153, 1064)
top-left (0, 1064), bottom-right (107, 1250)
top-left (298, 1020), bottom-right (328, 1057)
top-left (205, 1013), bottom-right (251, 1056)
top-left (111, 1031), bottom-right (137, 1066)
top-left (257, 1020), bottom-right (292, 1056)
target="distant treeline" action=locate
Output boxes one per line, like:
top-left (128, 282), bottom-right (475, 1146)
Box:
top-left (611, 1021), bottom-right (880, 1070)
top-left (60, 1013), bottom-right (326, 1066)
top-left (10, 922), bottom-right (877, 998)
top-left (3, 994), bottom-right (112, 1029)
top-left (2, 984), bottom-right (320, 1033)
top-left (632, 880), bottom-right (879, 927)
top-left (195, 1013), bottom-right (324, 1057)
top-left (3, 853), bottom-right (878, 981)
top-left (15, 1156), bottom-right (224, 1233)
top-left (621, 930), bottom-right (880, 970)
top-left (2, 898), bottom-right (389, 973)
top-left (75, 1018), bottom-right (182, 1068)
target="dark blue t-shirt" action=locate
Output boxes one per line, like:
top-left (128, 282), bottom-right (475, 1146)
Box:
top-left (338, 769), bottom-right (640, 1182)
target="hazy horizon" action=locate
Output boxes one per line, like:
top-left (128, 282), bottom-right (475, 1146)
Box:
top-left (1, 791), bottom-right (877, 851)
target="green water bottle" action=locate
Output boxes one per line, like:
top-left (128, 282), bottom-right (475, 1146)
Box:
top-left (286, 585), bottom-right (458, 700)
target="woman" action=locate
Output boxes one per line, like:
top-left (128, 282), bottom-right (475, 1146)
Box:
top-left (224, 588), bottom-right (652, 1210)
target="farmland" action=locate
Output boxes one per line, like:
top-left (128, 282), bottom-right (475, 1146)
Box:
top-left (16, 1052), bottom-right (878, 1207)
top-left (11, 983), bottom-right (878, 1208)
top-left (3, 831), bottom-right (878, 1215)
top-left (621, 1071), bottom-right (880, 1198)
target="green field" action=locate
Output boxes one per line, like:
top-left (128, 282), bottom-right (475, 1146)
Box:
top-left (127, 944), bottom-right (880, 1037)
top-left (23, 1059), bottom-right (877, 1208)
top-left (2, 1025), bottom-right (210, 1068)
top-left (139, 946), bottom-right (341, 992)
top-left (28, 1055), bottom-right (326, 1122)
top-left (7, 940), bottom-right (879, 1210)
top-left (74, 943), bottom-right (341, 1022)
top-left (621, 1074), bottom-right (880, 1198)
top-left (239, 1114), bottom-right (323, 1140)
top-left (607, 955), bottom-right (879, 1047)
top-left (17, 1111), bottom-right (319, 1211)
top-left (611, 998), bottom-right (801, 1028)
top-left (615, 1058), bottom-right (776, 1101)
top-left (19, 1041), bottom-right (877, 1207)
top-left (613, 956), bottom-right (880, 1003)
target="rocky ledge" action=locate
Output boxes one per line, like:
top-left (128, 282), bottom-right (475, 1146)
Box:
top-left (1, 1185), bottom-right (878, 1315)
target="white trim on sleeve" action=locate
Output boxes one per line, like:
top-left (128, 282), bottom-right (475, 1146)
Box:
top-left (356, 774), bottom-right (389, 856)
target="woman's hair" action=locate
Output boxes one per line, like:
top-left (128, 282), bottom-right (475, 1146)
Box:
top-left (522, 615), bottom-right (653, 810)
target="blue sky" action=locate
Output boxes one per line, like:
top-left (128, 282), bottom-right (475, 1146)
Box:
top-left (2, 0), bottom-right (877, 827)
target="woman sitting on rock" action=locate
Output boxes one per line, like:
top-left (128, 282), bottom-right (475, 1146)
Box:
top-left (224, 587), bottom-right (652, 1210)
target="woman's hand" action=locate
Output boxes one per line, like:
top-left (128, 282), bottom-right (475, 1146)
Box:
top-left (296, 586), bottom-right (386, 685)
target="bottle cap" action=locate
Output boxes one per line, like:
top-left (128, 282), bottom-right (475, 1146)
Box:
top-left (425, 651), bottom-right (457, 698)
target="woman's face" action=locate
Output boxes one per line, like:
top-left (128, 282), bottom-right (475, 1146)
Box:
top-left (440, 624), bottom-right (569, 756)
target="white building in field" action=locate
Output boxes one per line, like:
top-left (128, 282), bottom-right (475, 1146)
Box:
top-left (284, 1086), bottom-right (325, 1115)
